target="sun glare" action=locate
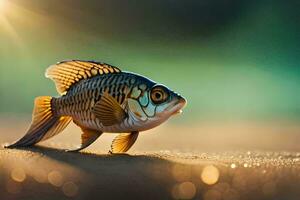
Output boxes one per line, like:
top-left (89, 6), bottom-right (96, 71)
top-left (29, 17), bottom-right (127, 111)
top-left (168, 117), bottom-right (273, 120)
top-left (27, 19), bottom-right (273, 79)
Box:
top-left (0, 0), bottom-right (7, 12)
top-left (0, 0), bottom-right (24, 48)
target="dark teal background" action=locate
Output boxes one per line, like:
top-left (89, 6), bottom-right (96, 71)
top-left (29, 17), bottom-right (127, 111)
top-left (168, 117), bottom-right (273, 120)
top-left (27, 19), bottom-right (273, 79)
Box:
top-left (0, 0), bottom-right (299, 121)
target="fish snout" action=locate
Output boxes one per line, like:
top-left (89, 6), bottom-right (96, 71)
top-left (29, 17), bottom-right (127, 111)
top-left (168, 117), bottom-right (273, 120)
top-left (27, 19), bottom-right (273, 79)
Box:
top-left (174, 95), bottom-right (187, 114)
top-left (177, 95), bottom-right (187, 107)
top-left (166, 94), bottom-right (187, 116)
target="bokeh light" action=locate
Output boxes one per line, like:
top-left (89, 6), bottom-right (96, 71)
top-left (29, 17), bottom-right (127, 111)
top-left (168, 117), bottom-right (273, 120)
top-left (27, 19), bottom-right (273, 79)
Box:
top-left (11, 167), bottom-right (26, 182)
top-left (62, 181), bottom-right (79, 197)
top-left (48, 170), bottom-right (63, 187)
top-left (201, 165), bottom-right (220, 185)
top-left (172, 181), bottom-right (196, 200)
top-left (230, 163), bottom-right (237, 169)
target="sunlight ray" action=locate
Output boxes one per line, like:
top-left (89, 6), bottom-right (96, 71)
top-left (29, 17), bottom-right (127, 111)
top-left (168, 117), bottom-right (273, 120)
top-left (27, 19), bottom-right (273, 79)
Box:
top-left (0, 15), bottom-right (23, 47)
top-left (0, 0), bottom-right (23, 48)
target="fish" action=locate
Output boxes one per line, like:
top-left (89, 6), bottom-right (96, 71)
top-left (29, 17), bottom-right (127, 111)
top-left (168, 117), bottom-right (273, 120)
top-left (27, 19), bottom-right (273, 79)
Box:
top-left (5, 60), bottom-right (187, 153)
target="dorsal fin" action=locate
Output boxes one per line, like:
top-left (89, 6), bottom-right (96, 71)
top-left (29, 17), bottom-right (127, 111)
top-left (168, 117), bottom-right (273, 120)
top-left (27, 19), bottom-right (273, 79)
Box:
top-left (45, 60), bottom-right (121, 95)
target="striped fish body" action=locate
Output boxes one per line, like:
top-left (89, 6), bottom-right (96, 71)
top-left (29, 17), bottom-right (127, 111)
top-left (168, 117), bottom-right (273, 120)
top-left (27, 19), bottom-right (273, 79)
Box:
top-left (6, 60), bottom-right (186, 153)
top-left (52, 72), bottom-right (155, 133)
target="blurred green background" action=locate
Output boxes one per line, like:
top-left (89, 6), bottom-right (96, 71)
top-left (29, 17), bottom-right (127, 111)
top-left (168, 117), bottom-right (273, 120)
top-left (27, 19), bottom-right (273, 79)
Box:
top-left (0, 0), bottom-right (299, 121)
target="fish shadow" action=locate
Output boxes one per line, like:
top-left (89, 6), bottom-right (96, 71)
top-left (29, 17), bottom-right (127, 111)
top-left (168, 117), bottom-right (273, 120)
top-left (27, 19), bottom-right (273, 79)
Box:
top-left (13, 145), bottom-right (178, 200)
top-left (21, 145), bottom-right (170, 169)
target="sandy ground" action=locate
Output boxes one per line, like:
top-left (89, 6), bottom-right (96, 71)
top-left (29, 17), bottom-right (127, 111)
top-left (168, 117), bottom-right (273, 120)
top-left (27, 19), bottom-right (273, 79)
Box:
top-left (0, 117), bottom-right (300, 200)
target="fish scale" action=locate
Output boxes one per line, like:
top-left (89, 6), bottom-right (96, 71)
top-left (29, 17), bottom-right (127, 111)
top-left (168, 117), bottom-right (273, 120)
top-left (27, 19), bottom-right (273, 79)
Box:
top-left (52, 73), bottom-right (146, 131)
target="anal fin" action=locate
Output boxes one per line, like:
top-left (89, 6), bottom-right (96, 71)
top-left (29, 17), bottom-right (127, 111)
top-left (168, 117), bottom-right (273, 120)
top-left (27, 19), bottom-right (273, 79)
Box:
top-left (110, 131), bottom-right (139, 153)
top-left (68, 126), bottom-right (102, 152)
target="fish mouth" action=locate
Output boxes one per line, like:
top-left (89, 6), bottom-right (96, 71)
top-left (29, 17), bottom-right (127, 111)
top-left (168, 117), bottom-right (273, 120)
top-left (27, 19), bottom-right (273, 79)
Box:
top-left (173, 109), bottom-right (183, 116)
top-left (168, 96), bottom-right (187, 116)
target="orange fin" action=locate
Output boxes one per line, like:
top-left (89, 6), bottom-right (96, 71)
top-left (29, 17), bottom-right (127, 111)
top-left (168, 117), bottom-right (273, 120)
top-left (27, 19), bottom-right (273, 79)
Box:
top-left (110, 131), bottom-right (139, 153)
top-left (6, 96), bottom-right (72, 148)
top-left (45, 60), bottom-right (121, 95)
top-left (68, 124), bottom-right (102, 152)
top-left (92, 91), bottom-right (127, 126)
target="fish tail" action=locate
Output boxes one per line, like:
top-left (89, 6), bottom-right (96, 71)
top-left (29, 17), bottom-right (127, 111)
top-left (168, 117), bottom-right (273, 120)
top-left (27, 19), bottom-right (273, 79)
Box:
top-left (5, 96), bottom-right (72, 148)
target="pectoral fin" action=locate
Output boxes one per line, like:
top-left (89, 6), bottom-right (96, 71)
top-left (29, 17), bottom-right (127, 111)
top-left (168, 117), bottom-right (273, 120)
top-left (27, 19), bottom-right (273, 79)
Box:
top-left (92, 92), bottom-right (127, 126)
top-left (110, 131), bottom-right (139, 153)
top-left (68, 126), bottom-right (102, 152)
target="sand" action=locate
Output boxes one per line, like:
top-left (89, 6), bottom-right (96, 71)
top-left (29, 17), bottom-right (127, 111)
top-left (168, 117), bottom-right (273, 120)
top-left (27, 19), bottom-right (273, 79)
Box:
top-left (0, 117), bottom-right (300, 200)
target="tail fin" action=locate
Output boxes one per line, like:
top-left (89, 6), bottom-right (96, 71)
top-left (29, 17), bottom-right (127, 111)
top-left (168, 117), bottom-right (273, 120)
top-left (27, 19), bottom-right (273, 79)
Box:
top-left (6, 96), bottom-right (71, 148)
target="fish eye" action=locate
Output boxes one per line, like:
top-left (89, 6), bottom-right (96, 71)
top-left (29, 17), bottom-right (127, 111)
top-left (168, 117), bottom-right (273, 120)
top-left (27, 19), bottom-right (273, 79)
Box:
top-left (150, 85), bottom-right (169, 104)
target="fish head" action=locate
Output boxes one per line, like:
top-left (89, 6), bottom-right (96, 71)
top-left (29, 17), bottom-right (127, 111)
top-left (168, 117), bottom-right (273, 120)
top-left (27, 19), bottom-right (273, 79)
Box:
top-left (147, 84), bottom-right (187, 118)
top-left (127, 83), bottom-right (187, 130)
